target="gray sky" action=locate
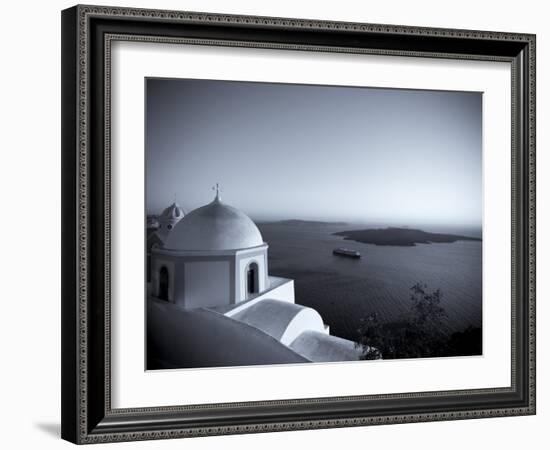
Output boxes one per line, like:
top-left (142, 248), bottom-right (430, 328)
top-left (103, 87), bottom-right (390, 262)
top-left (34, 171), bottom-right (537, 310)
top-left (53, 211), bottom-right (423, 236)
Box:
top-left (146, 78), bottom-right (482, 227)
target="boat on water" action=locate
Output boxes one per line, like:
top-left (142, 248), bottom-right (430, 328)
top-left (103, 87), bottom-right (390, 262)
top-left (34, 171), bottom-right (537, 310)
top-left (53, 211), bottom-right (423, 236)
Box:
top-left (332, 248), bottom-right (361, 259)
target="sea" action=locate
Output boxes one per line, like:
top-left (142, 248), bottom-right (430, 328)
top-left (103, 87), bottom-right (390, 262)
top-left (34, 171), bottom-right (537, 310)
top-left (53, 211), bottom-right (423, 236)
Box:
top-left (257, 221), bottom-right (482, 343)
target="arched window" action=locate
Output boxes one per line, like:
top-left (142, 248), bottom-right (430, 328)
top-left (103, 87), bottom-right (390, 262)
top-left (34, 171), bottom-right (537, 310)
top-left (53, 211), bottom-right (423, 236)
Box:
top-left (158, 266), bottom-right (169, 301)
top-left (246, 262), bottom-right (259, 298)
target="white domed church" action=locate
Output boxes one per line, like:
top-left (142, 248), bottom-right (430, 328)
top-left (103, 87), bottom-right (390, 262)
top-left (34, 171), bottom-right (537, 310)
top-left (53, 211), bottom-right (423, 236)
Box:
top-left (156, 200), bottom-right (185, 238)
top-left (147, 186), bottom-right (363, 369)
top-left (151, 187), bottom-right (271, 308)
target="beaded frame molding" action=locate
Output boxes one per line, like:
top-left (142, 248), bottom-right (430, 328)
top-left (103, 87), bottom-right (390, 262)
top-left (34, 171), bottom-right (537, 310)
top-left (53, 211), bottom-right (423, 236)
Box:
top-left (61, 4), bottom-right (536, 444)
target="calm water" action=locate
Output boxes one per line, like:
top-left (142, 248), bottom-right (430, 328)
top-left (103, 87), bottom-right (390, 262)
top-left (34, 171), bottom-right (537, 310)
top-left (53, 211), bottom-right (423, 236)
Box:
top-left (258, 222), bottom-right (482, 342)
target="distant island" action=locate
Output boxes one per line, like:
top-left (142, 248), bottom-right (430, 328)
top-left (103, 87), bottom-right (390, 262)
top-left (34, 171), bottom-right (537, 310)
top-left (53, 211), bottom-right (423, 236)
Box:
top-left (333, 227), bottom-right (481, 247)
top-left (267, 219), bottom-right (348, 226)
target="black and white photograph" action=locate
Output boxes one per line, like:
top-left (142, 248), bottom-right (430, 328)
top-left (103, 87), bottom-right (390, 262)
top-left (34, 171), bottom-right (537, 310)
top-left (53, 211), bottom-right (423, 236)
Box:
top-left (145, 78), bottom-right (483, 370)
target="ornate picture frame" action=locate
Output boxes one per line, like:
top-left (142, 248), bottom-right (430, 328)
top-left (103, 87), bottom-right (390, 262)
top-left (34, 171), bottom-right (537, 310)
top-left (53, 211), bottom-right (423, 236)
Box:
top-left (61, 4), bottom-right (536, 444)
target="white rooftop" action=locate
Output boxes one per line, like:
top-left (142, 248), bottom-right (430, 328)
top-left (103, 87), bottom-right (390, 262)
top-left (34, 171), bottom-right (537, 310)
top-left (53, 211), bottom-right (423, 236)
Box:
top-left (159, 201), bottom-right (185, 221)
top-left (164, 192), bottom-right (264, 251)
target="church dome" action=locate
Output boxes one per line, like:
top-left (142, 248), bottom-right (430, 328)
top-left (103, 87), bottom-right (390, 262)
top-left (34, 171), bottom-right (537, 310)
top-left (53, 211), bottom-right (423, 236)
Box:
top-left (160, 202), bottom-right (185, 221)
top-left (164, 193), bottom-right (264, 251)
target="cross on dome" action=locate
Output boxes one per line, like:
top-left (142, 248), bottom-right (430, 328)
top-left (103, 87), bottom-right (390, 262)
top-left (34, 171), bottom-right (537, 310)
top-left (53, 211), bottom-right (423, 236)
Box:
top-left (212, 183), bottom-right (222, 201)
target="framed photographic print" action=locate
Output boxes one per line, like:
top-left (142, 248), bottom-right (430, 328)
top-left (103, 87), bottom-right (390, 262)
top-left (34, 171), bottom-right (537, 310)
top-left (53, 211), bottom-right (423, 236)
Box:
top-left (61, 4), bottom-right (536, 444)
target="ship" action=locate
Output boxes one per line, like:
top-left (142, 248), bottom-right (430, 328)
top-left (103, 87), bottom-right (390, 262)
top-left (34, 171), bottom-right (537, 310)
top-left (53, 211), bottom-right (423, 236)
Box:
top-left (332, 247), bottom-right (361, 259)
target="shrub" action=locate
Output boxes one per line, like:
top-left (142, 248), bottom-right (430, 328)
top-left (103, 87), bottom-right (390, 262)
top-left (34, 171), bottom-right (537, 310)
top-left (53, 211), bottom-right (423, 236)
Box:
top-left (356, 283), bottom-right (479, 359)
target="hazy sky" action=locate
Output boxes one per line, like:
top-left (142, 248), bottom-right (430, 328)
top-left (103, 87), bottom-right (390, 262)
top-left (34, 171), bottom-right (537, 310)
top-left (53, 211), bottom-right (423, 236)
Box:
top-left (146, 78), bottom-right (482, 227)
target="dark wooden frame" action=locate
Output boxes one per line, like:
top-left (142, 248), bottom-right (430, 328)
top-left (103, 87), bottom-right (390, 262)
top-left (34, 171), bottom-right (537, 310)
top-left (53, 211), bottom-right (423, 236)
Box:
top-left (61, 4), bottom-right (536, 444)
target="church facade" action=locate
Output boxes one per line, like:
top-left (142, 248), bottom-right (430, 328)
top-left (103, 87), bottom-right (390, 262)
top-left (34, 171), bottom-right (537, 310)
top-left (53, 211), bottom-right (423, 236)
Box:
top-left (150, 189), bottom-right (271, 308)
